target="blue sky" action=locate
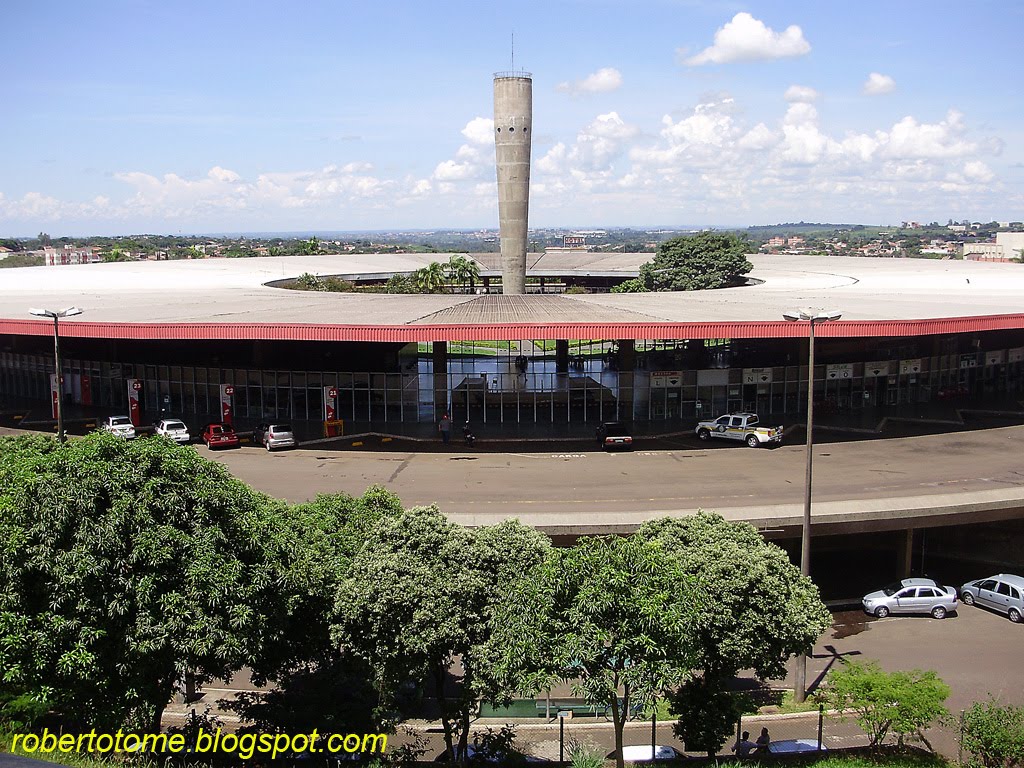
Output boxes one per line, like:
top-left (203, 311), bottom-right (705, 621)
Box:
top-left (2, 0), bottom-right (1021, 236)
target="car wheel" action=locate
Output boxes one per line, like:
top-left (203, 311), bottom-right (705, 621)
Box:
top-left (931, 606), bottom-right (947, 620)
top-left (1010, 608), bottom-right (1022, 623)
top-left (265, 440), bottom-right (272, 452)
top-left (746, 435), bottom-right (760, 448)
top-left (962, 592), bottom-right (975, 605)
top-left (697, 428), bottom-right (711, 441)
top-left (874, 606), bottom-right (890, 618)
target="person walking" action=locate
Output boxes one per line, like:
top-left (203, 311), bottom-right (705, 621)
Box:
top-left (438, 412), bottom-right (452, 444)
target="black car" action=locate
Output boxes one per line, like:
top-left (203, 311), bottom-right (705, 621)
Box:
top-left (597, 421), bottom-right (633, 451)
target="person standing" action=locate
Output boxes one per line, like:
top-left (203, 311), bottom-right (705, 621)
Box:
top-left (438, 412), bottom-right (452, 444)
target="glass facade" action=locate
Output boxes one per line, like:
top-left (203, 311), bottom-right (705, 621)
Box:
top-left (2, 340), bottom-right (1023, 433)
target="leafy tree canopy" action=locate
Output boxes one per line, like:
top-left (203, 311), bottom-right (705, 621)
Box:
top-left (639, 512), bottom-right (831, 680)
top-left (484, 534), bottom-right (698, 768)
top-left (0, 433), bottom-right (285, 732)
top-left (332, 507), bottom-right (548, 760)
top-left (640, 513), bottom-right (830, 755)
top-left (613, 232), bottom-right (753, 292)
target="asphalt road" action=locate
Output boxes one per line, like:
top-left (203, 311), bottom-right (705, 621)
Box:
top-left (198, 425), bottom-right (1024, 529)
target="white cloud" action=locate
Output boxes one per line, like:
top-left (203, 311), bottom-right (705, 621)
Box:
top-left (556, 67), bottom-right (623, 96)
top-left (461, 117), bottom-right (495, 145)
top-left (685, 12), bottom-right (811, 66)
top-left (784, 85), bottom-right (819, 103)
top-left (963, 160), bottom-right (994, 183)
top-left (863, 72), bottom-right (896, 95)
top-left (883, 110), bottom-right (975, 159)
top-left (433, 159), bottom-right (476, 181)
top-left (738, 123), bottom-right (778, 151)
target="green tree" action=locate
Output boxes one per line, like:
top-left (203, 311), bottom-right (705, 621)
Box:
top-left (384, 273), bottom-right (417, 293)
top-left (0, 433), bottom-right (285, 732)
top-left (445, 255), bottom-right (480, 292)
top-left (294, 272), bottom-right (325, 291)
top-left (960, 698), bottom-right (1024, 768)
top-left (639, 513), bottom-right (831, 754)
top-left (820, 659), bottom-right (950, 750)
top-left (484, 535), bottom-right (698, 768)
top-left (103, 248), bottom-right (129, 262)
top-left (616, 232), bottom-right (752, 292)
top-left (233, 488), bottom-right (404, 735)
top-left (413, 261), bottom-right (447, 293)
top-left (301, 236), bottom-right (321, 255)
top-left (333, 508), bottom-right (548, 762)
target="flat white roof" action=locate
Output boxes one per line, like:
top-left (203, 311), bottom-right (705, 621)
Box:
top-left (0, 252), bottom-right (1022, 327)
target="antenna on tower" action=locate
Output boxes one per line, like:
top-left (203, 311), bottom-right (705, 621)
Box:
top-left (511, 32), bottom-right (514, 72)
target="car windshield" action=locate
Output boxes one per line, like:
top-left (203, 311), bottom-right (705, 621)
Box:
top-left (111, 417), bottom-right (130, 426)
top-left (604, 423), bottom-right (629, 436)
top-left (272, 425), bottom-right (292, 433)
top-left (165, 421), bottom-right (185, 430)
top-left (882, 582), bottom-right (902, 596)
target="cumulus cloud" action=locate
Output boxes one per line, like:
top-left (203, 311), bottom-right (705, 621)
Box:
top-left (685, 12), bottom-right (811, 65)
top-left (556, 67), bottom-right (623, 96)
top-left (784, 85), bottom-right (819, 103)
top-left (863, 72), bottom-right (896, 95)
top-left (461, 116), bottom-right (495, 145)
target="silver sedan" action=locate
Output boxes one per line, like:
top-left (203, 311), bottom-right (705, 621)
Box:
top-left (862, 577), bottom-right (958, 619)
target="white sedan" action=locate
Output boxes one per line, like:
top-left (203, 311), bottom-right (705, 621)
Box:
top-left (154, 419), bottom-right (191, 444)
top-left (100, 415), bottom-right (136, 439)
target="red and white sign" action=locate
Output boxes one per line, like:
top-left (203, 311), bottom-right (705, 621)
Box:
top-left (50, 374), bottom-right (60, 419)
top-left (127, 379), bottom-right (141, 426)
top-left (220, 384), bottom-right (234, 425)
top-left (323, 386), bottom-right (338, 421)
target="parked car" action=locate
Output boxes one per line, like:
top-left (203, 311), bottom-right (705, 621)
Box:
top-left (618, 745), bottom-right (683, 762)
top-left (253, 422), bottom-right (296, 451)
top-left (597, 421), bottom-right (633, 451)
top-left (200, 422), bottom-right (240, 449)
top-left (861, 577), bottom-right (958, 619)
top-left (959, 574), bottom-right (1024, 623)
top-left (154, 418), bottom-right (191, 444)
top-left (768, 740), bottom-right (827, 754)
top-left (100, 415), bottom-right (136, 439)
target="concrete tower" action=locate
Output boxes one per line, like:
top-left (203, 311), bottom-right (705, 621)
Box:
top-left (493, 72), bottom-right (533, 295)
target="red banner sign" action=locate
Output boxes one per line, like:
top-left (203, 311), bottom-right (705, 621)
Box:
top-left (127, 379), bottom-right (141, 426)
top-left (323, 386), bottom-right (337, 422)
top-left (220, 384), bottom-right (234, 425)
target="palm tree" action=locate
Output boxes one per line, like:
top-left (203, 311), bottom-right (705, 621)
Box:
top-left (414, 262), bottom-right (447, 293)
top-left (301, 236), bottom-right (320, 255)
top-left (445, 255), bottom-right (480, 293)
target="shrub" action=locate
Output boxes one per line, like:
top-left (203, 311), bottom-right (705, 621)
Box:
top-left (820, 659), bottom-right (950, 750)
top-left (961, 698), bottom-right (1024, 768)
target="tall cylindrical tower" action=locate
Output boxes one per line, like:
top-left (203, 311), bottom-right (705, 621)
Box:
top-left (493, 72), bottom-right (533, 295)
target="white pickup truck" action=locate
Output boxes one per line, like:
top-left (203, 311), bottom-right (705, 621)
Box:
top-left (695, 412), bottom-right (783, 448)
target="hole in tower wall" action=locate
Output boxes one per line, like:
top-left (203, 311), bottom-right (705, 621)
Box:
top-left (509, 127), bottom-right (515, 132)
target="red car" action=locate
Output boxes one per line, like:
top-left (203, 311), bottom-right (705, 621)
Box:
top-left (201, 422), bottom-right (240, 449)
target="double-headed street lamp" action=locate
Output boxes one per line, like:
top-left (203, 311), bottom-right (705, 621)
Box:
top-left (783, 307), bottom-right (841, 703)
top-left (28, 306), bottom-right (84, 443)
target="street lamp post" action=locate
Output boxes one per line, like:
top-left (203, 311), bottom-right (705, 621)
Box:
top-left (783, 308), bottom-right (841, 702)
top-left (28, 306), bottom-right (83, 442)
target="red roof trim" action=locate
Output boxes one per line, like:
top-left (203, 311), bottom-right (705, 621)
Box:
top-left (3, 314), bottom-right (1024, 342)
